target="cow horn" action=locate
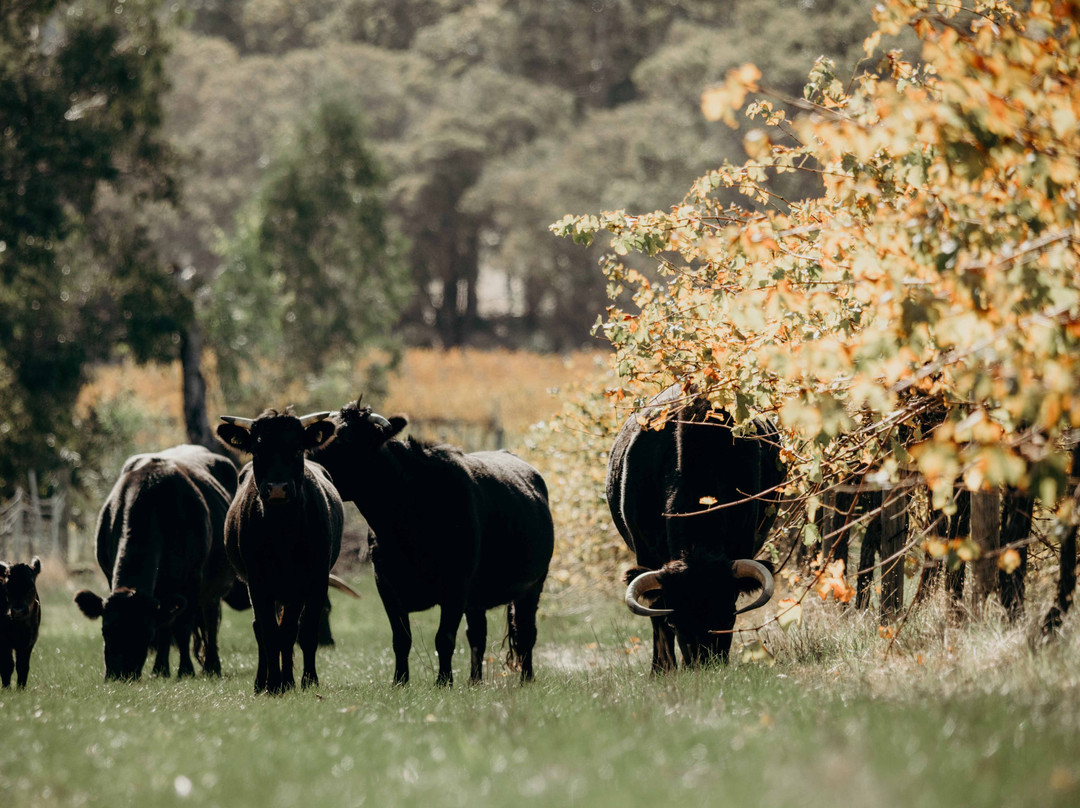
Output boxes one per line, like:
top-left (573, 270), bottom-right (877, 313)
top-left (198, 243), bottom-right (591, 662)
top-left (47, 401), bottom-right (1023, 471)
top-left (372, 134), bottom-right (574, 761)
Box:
top-left (327, 574), bottom-right (361, 599)
top-left (219, 415), bottom-right (254, 429)
top-left (625, 570), bottom-right (674, 618)
top-left (368, 412), bottom-right (392, 429)
top-left (732, 559), bottom-right (774, 614)
top-left (298, 411), bottom-right (333, 427)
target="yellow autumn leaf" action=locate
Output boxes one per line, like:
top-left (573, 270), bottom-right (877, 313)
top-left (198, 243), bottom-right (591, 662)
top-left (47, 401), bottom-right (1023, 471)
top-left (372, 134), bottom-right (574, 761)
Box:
top-left (998, 548), bottom-right (1022, 574)
top-left (739, 639), bottom-right (775, 666)
top-left (701, 86), bottom-right (737, 127)
top-left (775, 598), bottom-right (802, 632)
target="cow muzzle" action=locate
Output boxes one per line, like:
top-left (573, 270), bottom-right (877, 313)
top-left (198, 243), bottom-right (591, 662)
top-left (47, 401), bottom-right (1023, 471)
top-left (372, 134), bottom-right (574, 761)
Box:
top-left (262, 482), bottom-right (294, 502)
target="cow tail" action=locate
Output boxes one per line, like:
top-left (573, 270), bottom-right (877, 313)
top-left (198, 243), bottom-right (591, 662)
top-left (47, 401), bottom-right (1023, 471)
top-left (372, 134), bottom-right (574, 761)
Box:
top-left (503, 604), bottom-right (522, 672)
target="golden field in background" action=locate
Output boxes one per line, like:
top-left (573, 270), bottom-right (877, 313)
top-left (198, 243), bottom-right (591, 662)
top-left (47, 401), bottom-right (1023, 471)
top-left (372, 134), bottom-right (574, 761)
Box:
top-left (76, 348), bottom-right (628, 586)
top-left (79, 348), bottom-right (610, 444)
top-left (380, 348), bottom-right (610, 438)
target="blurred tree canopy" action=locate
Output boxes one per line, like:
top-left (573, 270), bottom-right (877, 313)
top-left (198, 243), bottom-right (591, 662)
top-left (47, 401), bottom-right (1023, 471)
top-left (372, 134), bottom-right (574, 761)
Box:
top-left (0, 0), bottom-right (885, 495)
top-left (167, 0), bottom-right (884, 348)
top-left (0, 0), bottom-right (180, 493)
top-left (208, 97), bottom-right (409, 398)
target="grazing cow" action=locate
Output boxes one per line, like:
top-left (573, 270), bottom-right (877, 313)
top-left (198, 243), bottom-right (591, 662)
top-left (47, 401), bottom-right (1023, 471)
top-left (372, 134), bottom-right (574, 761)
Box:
top-left (307, 398), bottom-right (554, 686)
top-left (216, 408), bottom-right (344, 694)
top-left (608, 384), bottom-right (785, 672)
top-left (0, 557), bottom-right (42, 688)
top-left (74, 445), bottom-right (237, 680)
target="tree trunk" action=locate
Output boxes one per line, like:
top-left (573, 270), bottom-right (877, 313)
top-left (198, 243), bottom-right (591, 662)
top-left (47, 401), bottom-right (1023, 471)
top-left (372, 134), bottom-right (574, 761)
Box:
top-left (970, 488), bottom-right (1001, 614)
top-left (1042, 521), bottom-right (1078, 634)
top-left (879, 484), bottom-right (909, 623)
top-left (999, 486), bottom-right (1034, 620)
top-left (180, 320), bottom-right (217, 452)
top-left (856, 490), bottom-right (882, 610)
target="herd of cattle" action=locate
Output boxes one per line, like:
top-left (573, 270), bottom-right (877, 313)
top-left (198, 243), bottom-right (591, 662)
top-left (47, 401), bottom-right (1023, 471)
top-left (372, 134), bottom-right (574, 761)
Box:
top-left (0, 386), bottom-right (785, 692)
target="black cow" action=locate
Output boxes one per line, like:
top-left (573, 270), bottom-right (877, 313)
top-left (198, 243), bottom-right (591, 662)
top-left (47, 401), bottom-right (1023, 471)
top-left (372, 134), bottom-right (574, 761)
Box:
top-left (0, 557), bottom-right (41, 688)
top-left (307, 398), bottom-right (554, 686)
top-left (216, 408), bottom-right (344, 694)
top-left (74, 445), bottom-right (238, 680)
top-left (607, 384), bottom-right (785, 672)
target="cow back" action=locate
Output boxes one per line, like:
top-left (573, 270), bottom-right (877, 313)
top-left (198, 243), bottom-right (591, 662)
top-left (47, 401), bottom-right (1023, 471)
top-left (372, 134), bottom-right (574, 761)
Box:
top-left (461, 450), bottom-right (554, 610)
top-left (607, 384), bottom-right (783, 566)
top-left (96, 446), bottom-right (236, 599)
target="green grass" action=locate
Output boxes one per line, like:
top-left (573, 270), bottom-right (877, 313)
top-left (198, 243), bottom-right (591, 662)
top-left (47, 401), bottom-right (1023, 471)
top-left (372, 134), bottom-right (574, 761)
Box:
top-left (3, 574), bottom-right (1080, 808)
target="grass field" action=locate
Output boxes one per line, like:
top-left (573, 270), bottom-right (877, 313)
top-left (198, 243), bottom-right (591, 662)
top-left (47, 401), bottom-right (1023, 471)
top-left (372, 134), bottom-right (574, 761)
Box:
top-left (4, 574), bottom-right (1080, 808)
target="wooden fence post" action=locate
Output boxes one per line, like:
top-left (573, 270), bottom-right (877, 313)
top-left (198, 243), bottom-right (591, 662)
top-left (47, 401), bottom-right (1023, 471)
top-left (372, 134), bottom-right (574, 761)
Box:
top-left (879, 484), bottom-right (909, 623)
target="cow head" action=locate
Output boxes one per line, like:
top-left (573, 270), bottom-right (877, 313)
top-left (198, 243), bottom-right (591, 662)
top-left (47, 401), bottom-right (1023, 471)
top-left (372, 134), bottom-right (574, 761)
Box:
top-left (305, 398), bottom-right (406, 501)
top-left (623, 553), bottom-right (773, 664)
top-left (216, 408), bottom-right (336, 505)
top-left (74, 587), bottom-right (186, 680)
top-left (3, 557), bottom-right (41, 622)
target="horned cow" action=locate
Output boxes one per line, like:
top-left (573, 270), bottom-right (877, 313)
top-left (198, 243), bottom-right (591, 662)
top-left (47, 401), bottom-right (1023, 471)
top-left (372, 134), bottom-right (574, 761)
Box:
top-left (308, 398), bottom-right (554, 686)
top-left (608, 384), bottom-right (786, 672)
top-left (216, 408), bottom-right (343, 694)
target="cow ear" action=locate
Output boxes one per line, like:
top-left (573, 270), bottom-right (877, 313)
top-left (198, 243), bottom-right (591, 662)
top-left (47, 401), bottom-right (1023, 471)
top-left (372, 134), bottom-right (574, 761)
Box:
top-left (74, 590), bottom-right (105, 619)
top-left (30, 556), bottom-right (41, 576)
top-left (622, 566), bottom-right (651, 586)
top-left (216, 423), bottom-right (253, 453)
top-left (303, 419), bottom-right (336, 450)
top-left (387, 416), bottom-right (408, 438)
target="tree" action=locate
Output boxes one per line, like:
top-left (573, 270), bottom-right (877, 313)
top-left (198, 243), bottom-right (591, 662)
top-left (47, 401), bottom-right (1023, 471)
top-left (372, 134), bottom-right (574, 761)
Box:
top-left (208, 97), bottom-right (408, 399)
top-left (0, 0), bottom-right (182, 494)
top-left (557, 0), bottom-right (1080, 599)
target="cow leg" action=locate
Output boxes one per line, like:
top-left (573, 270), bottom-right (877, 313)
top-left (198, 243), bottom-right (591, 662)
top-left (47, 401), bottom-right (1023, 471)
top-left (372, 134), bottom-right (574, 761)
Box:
top-left (387, 610), bottom-right (412, 686)
top-left (434, 603), bottom-right (464, 687)
top-left (250, 592), bottom-right (280, 694)
top-left (15, 645), bottom-right (32, 688)
top-left (298, 590), bottom-right (325, 689)
top-left (317, 595), bottom-right (335, 647)
top-left (651, 618), bottom-right (678, 674)
top-left (173, 612), bottom-right (196, 678)
top-left (510, 585), bottom-right (543, 683)
top-left (151, 631), bottom-right (171, 678)
top-left (277, 602), bottom-right (301, 692)
top-left (465, 606), bottom-right (487, 683)
top-left (199, 598), bottom-right (223, 676)
top-left (0, 646), bottom-right (13, 687)
top-left (376, 574), bottom-right (412, 685)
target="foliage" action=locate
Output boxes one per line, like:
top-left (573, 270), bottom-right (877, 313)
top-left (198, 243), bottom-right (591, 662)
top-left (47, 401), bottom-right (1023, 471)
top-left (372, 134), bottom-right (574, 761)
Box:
top-left (0, 0), bottom-right (181, 495)
top-left (164, 0), bottom-right (885, 350)
top-left (555, 1), bottom-right (1080, 541)
top-left (208, 97), bottom-right (409, 392)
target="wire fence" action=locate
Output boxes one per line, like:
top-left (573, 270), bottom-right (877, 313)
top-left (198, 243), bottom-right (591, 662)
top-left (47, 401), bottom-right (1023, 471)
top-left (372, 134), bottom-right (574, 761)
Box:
top-left (0, 476), bottom-right (70, 563)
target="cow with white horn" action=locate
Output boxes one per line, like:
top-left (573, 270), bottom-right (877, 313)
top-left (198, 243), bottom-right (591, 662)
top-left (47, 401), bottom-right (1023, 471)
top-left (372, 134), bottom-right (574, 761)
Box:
top-left (216, 408), bottom-right (344, 694)
top-left (608, 384), bottom-right (786, 672)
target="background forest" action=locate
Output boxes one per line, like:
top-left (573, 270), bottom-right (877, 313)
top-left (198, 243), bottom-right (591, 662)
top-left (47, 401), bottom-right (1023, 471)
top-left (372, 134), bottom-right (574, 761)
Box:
top-left (0, 0), bottom-right (882, 510)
